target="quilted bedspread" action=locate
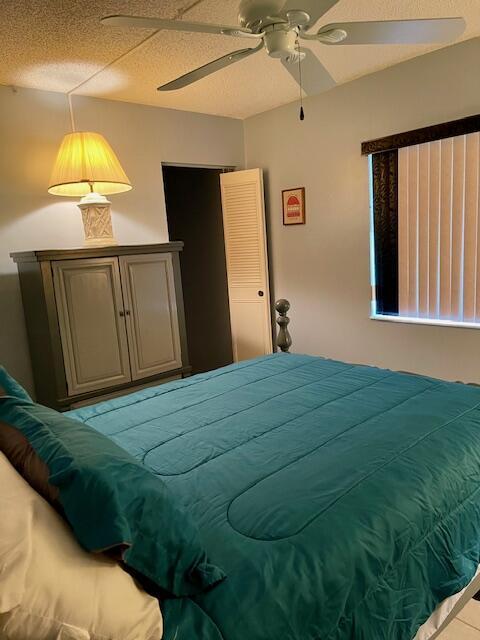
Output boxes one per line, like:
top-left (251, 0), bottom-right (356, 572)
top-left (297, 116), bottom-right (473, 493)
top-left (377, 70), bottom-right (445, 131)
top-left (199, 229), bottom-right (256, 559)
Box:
top-left (68, 353), bottom-right (480, 640)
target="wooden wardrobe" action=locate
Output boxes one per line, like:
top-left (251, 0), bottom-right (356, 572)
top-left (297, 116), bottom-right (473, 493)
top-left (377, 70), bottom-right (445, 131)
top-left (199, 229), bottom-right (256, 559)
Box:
top-left (11, 243), bottom-right (190, 410)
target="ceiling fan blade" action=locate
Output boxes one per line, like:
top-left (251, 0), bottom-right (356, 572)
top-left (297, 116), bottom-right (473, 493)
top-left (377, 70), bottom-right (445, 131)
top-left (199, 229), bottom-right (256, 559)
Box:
top-left (158, 44), bottom-right (263, 91)
top-left (318, 17), bottom-right (466, 45)
top-left (280, 1), bottom-right (340, 28)
top-left (101, 15), bottom-right (256, 38)
top-left (281, 48), bottom-right (335, 95)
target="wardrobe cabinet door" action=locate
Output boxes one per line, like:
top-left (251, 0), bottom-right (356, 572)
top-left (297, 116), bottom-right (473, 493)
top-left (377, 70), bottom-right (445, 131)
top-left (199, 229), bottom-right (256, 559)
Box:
top-left (119, 253), bottom-right (182, 381)
top-left (53, 258), bottom-right (131, 396)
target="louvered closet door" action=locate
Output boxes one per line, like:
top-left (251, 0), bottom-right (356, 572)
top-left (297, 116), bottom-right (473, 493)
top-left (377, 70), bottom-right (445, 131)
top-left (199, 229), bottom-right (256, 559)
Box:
top-left (220, 169), bottom-right (273, 362)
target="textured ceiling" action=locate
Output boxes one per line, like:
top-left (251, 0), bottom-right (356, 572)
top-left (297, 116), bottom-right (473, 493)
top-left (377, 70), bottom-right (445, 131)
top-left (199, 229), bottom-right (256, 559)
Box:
top-left (1, 0), bottom-right (479, 119)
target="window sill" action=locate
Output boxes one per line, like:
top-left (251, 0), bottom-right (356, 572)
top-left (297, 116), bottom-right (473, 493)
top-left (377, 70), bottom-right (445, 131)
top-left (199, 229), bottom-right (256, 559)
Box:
top-left (370, 314), bottom-right (480, 330)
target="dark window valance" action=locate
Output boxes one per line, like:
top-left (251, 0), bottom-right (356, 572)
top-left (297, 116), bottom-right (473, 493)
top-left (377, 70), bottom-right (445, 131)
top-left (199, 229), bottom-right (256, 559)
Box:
top-left (362, 113), bottom-right (480, 156)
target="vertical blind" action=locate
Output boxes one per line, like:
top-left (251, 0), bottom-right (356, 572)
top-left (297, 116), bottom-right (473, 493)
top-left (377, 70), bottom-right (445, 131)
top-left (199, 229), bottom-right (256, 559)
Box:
top-left (398, 132), bottom-right (480, 322)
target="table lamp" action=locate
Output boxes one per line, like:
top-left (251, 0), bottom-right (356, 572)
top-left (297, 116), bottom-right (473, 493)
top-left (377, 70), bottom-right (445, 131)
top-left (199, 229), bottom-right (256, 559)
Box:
top-left (48, 131), bottom-right (132, 247)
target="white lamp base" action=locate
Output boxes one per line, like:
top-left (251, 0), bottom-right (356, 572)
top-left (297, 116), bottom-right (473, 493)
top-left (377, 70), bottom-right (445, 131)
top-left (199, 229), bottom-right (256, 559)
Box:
top-left (77, 193), bottom-right (117, 247)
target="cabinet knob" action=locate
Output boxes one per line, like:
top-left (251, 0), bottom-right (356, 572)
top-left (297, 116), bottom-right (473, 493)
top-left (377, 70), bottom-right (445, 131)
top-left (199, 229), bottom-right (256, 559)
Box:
top-left (125, 310), bottom-right (131, 316)
top-left (119, 310), bottom-right (125, 317)
top-left (258, 290), bottom-right (264, 297)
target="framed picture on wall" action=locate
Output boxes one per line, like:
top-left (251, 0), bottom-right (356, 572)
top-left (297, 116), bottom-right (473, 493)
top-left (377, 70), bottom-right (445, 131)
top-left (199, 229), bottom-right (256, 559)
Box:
top-left (282, 187), bottom-right (305, 225)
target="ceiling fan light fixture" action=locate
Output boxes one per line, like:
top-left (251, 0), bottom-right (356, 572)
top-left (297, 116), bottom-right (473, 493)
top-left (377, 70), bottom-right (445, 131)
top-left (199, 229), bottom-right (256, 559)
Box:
top-left (264, 24), bottom-right (297, 58)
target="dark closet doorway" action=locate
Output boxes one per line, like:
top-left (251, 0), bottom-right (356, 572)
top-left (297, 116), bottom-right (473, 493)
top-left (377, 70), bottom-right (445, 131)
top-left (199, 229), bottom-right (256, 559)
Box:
top-left (162, 165), bottom-right (233, 375)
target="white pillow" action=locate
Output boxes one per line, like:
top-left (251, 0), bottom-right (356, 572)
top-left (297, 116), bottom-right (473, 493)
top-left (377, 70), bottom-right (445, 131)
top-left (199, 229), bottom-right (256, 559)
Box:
top-left (0, 452), bottom-right (163, 639)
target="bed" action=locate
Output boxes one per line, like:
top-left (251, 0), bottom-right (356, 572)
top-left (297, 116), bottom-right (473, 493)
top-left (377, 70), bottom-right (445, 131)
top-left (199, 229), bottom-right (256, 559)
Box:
top-left (61, 348), bottom-right (480, 640)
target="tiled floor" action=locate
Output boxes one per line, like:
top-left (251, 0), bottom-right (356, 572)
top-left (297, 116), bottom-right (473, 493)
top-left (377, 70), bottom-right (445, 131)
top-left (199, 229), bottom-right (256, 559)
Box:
top-left (438, 600), bottom-right (480, 639)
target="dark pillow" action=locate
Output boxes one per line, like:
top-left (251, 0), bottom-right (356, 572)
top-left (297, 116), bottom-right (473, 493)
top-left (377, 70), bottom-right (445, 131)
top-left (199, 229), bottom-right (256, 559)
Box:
top-left (0, 395), bottom-right (225, 597)
top-left (0, 420), bottom-right (60, 506)
top-left (0, 366), bottom-right (32, 403)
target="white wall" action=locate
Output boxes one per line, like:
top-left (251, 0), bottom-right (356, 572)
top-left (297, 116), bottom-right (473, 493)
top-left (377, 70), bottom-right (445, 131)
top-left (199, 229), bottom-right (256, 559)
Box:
top-left (3, 39), bottom-right (480, 393)
top-left (0, 86), bottom-right (244, 393)
top-left (244, 38), bottom-right (480, 383)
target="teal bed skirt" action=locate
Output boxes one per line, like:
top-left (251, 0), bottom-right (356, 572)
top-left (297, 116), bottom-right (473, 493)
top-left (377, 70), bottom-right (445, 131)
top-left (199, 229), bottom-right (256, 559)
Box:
top-left (68, 353), bottom-right (480, 640)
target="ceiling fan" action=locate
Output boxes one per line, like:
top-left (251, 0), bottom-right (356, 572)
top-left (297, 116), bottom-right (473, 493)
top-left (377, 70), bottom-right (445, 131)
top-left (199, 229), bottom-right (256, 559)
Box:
top-left (101, 0), bottom-right (465, 95)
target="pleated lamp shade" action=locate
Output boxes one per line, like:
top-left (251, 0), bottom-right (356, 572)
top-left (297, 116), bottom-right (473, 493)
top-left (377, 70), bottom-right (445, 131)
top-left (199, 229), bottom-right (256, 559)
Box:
top-left (48, 131), bottom-right (132, 197)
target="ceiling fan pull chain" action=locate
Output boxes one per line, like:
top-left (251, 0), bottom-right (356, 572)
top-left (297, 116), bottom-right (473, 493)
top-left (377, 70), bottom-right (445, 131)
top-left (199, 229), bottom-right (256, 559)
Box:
top-left (297, 39), bottom-right (305, 121)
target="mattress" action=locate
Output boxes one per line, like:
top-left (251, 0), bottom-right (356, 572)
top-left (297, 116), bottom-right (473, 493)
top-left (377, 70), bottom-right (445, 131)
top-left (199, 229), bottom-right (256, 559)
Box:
top-left (415, 566), bottom-right (480, 640)
top-left (68, 353), bottom-right (480, 640)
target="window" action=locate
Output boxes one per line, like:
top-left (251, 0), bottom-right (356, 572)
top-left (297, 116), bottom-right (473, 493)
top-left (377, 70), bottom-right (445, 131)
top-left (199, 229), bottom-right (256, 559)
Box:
top-left (365, 115), bottom-right (480, 328)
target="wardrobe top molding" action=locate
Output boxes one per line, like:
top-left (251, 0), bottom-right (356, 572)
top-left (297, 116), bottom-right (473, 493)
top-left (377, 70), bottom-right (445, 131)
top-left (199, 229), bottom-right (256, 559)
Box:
top-left (10, 242), bottom-right (184, 263)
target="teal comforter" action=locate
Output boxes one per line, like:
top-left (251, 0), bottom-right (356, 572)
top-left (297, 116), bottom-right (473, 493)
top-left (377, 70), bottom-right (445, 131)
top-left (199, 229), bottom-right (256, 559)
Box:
top-left (68, 354), bottom-right (480, 640)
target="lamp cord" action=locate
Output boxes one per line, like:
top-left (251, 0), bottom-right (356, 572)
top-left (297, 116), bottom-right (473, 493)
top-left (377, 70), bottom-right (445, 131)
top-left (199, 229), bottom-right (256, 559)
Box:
top-left (68, 93), bottom-right (76, 132)
top-left (64, 0), bottom-right (206, 132)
